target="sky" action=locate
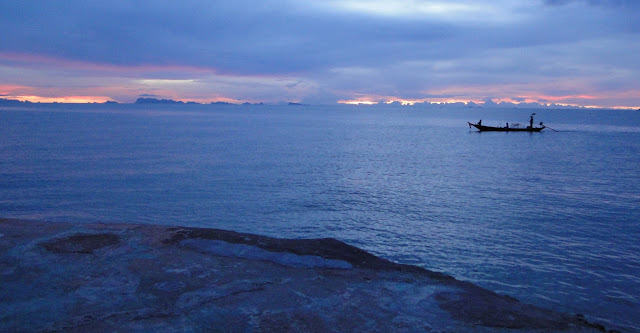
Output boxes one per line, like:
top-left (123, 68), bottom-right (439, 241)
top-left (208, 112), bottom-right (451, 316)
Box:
top-left (1, 0), bottom-right (639, 108)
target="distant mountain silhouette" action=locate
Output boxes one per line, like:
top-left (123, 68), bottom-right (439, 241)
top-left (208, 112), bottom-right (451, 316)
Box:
top-left (135, 97), bottom-right (185, 104)
top-left (0, 98), bottom-right (32, 106)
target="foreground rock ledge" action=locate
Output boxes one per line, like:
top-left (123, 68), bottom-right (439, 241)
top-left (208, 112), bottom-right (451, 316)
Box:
top-left (0, 219), bottom-right (607, 332)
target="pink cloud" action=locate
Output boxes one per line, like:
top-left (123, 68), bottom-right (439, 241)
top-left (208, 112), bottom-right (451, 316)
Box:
top-left (0, 84), bottom-right (32, 95)
top-left (6, 95), bottom-right (114, 103)
top-left (0, 52), bottom-right (218, 77)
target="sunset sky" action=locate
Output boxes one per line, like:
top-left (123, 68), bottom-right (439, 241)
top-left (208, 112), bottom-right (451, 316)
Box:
top-left (1, 0), bottom-right (639, 108)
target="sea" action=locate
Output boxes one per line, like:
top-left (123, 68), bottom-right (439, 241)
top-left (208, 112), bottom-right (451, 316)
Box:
top-left (1, 103), bottom-right (639, 332)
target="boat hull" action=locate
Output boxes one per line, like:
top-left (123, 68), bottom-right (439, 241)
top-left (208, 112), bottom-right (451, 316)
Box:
top-left (468, 122), bottom-right (544, 132)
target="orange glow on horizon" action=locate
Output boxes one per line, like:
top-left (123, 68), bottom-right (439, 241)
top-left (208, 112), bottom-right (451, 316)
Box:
top-left (6, 95), bottom-right (115, 104)
top-left (2, 94), bottom-right (638, 109)
top-left (338, 96), bottom-right (483, 106)
top-left (2, 94), bottom-right (271, 105)
top-left (337, 95), bottom-right (640, 109)
top-left (338, 100), bottom-right (377, 105)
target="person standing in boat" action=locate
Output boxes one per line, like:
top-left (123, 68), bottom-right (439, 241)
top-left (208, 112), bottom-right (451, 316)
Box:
top-left (529, 113), bottom-right (535, 129)
top-left (478, 120), bottom-right (482, 125)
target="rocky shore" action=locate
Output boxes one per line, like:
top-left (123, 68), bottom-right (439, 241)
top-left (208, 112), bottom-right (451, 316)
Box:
top-left (0, 219), bottom-right (613, 332)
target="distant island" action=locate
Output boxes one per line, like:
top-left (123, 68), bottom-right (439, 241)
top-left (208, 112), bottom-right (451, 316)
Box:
top-left (0, 98), bottom-right (32, 106)
top-left (133, 98), bottom-right (264, 106)
top-left (135, 98), bottom-right (186, 104)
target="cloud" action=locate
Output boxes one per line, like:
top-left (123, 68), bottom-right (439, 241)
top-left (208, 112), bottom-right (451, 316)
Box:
top-left (0, 1), bottom-right (632, 73)
top-left (544, 0), bottom-right (640, 8)
top-left (285, 81), bottom-right (303, 89)
top-left (319, 0), bottom-right (532, 23)
top-left (0, 0), bottom-right (639, 107)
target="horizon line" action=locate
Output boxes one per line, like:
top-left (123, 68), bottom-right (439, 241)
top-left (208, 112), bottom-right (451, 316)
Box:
top-left (2, 96), bottom-right (640, 111)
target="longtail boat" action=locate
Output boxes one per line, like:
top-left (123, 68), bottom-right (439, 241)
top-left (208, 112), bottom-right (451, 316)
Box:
top-left (468, 122), bottom-right (545, 132)
top-left (468, 113), bottom-right (546, 132)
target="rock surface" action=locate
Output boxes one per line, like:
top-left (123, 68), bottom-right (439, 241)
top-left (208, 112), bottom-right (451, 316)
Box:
top-left (0, 219), bottom-right (606, 332)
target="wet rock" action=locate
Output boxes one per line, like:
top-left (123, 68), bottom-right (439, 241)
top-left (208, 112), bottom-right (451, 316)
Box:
top-left (258, 310), bottom-right (328, 333)
top-left (40, 233), bottom-right (120, 254)
top-left (435, 289), bottom-right (574, 330)
top-left (153, 281), bottom-right (186, 292)
top-left (1, 219), bottom-right (615, 332)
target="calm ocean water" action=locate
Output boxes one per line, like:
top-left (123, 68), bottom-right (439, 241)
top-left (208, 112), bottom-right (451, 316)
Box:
top-left (2, 104), bottom-right (639, 331)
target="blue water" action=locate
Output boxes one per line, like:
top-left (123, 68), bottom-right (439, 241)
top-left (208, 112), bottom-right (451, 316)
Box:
top-left (2, 104), bottom-right (639, 331)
